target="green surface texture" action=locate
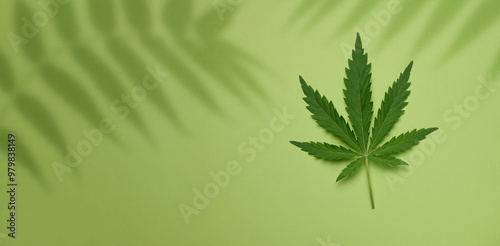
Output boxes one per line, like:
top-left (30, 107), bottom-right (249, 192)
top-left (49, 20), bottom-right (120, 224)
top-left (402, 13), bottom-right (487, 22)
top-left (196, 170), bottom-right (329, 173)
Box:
top-left (0, 0), bottom-right (499, 245)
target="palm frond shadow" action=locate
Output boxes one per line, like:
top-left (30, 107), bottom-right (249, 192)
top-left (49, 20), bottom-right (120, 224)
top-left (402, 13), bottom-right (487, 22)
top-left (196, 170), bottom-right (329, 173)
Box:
top-left (18, 141), bottom-right (48, 187)
top-left (376, 0), bottom-right (433, 51)
top-left (409, 0), bottom-right (468, 56)
top-left (441, 0), bottom-right (500, 62)
top-left (162, 0), bottom-right (271, 105)
top-left (0, 51), bottom-right (14, 91)
top-left (121, 1), bottom-right (153, 34)
top-left (14, 94), bottom-right (67, 154)
top-left (142, 37), bottom-right (223, 115)
top-left (15, 1), bottom-right (45, 61)
top-left (491, 50), bottom-right (500, 76)
top-left (0, 50), bottom-right (47, 186)
top-left (10, 3), bottom-right (69, 167)
top-left (67, 45), bottom-right (156, 141)
top-left (0, 128), bottom-right (47, 187)
top-left (6, 0), bottom-right (270, 184)
top-left (82, 1), bottom-right (174, 137)
top-left (290, 0), bottom-right (500, 67)
top-left (288, 0), bottom-right (343, 30)
top-left (50, 3), bottom-right (159, 140)
top-left (19, 2), bottom-right (123, 145)
top-left (103, 38), bottom-right (183, 125)
top-left (193, 9), bottom-right (271, 103)
top-left (37, 64), bottom-right (109, 129)
top-left (12, 1), bottom-right (110, 157)
top-left (335, 0), bottom-right (385, 35)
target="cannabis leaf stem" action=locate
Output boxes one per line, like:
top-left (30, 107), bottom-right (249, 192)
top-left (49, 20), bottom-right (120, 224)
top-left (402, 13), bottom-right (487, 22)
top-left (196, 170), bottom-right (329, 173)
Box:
top-left (364, 155), bottom-right (374, 209)
top-left (291, 33), bottom-right (438, 209)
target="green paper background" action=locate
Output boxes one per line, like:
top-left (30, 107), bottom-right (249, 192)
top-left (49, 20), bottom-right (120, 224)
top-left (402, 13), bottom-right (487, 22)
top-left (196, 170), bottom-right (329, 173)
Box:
top-left (1, 0), bottom-right (499, 245)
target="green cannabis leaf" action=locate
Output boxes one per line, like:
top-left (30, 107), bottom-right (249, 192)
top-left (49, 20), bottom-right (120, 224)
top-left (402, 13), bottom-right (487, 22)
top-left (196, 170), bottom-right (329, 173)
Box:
top-left (290, 33), bottom-right (438, 209)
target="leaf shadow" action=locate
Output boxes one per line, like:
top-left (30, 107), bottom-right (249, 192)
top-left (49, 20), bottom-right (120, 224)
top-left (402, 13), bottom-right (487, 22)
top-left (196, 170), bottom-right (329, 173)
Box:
top-left (0, 129), bottom-right (48, 187)
top-left (14, 93), bottom-right (68, 155)
top-left (37, 64), bottom-right (109, 130)
top-left (288, 0), bottom-right (500, 67)
top-left (67, 45), bottom-right (157, 141)
top-left (84, 0), bottom-right (182, 138)
top-left (15, 1), bottom-right (45, 61)
top-left (288, 0), bottom-right (344, 31)
top-left (0, 51), bottom-right (14, 91)
top-left (440, 0), bottom-right (500, 63)
top-left (334, 0), bottom-right (385, 36)
top-left (376, 0), bottom-right (433, 51)
top-left (162, 0), bottom-right (271, 106)
top-left (49, 3), bottom-right (157, 141)
top-left (6, 0), bottom-right (271, 184)
top-left (409, 0), bottom-right (468, 56)
top-left (490, 50), bottom-right (500, 77)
